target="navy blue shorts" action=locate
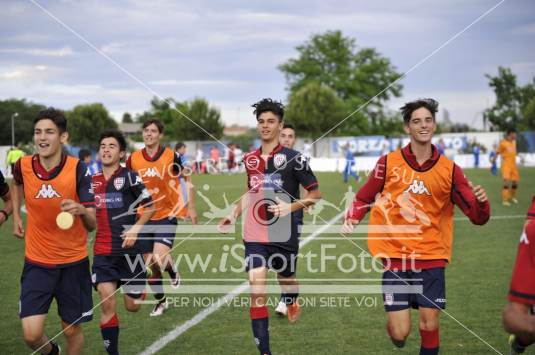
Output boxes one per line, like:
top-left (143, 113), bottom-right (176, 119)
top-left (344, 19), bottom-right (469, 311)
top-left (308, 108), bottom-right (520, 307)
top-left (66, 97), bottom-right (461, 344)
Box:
top-left (382, 267), bottom-right (446, 312)
top-left (20, 259), bottom-right (93, 324)
top-left (244, 242), bottom-right (298, 278)
top-left (138, 217), bottom-right (177, 252)
top-left (92, 254), bottom-right (146, 299)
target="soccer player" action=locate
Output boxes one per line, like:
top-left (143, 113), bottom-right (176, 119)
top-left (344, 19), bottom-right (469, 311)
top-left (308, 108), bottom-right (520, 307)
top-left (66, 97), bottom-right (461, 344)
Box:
top-left (126, 119), bottom-right (183, 316)
top-left (503, 196), bottom-right (535, 354)
top-left (92, 130), bottom-right (155, 355)
top-left (342, 143), bottom-right (359, 183)
top-left (173, 142), bottom-right (198, 224)
top-left (12, 108), bottom-right (96, 355)
top-left (342, 98), bottom-right (490, 355)
top-left (276, 122), bottom-right (301, 317)
top-left (219, 99), bottom-right (321, 355)
top-left (0, 170), bottom-right (12, 227)
top-left (279, 123), bottom-right (296, 149)
top-left (497, 128), bottom-right (519, 206)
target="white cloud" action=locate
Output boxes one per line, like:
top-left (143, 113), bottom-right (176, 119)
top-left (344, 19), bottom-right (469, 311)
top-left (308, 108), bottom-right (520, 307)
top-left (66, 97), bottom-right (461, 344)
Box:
top-left (0, 65), bottom-right (56, 81)
top-left (0, 46), bottom-right (74, 57)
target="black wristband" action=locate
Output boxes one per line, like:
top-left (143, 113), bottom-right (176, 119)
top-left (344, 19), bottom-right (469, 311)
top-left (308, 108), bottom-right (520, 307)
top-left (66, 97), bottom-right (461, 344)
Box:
top-left (0, 210), bottom-right (8, 221)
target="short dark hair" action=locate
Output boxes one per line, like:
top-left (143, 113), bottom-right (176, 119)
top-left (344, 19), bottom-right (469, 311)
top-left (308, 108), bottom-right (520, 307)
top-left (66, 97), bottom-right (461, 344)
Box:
top-left (252, 98), bottom-right (284, 121)
top-left (34, 107), bottom-right (67, 133)
top-left (400, 98), bottom-right (439, 124)
top-left (99, 130), bottom-right (127, 151)
top-left (506, 127), bottom-right (517, 135)
top-left (175, 142), bottom-right (186, 151)
top-left (78, 149), bottom-right (91, 160)
top-left (282, 123), bottom-right (295, 131)
top-left (142, 119), bottom-right (164, 133)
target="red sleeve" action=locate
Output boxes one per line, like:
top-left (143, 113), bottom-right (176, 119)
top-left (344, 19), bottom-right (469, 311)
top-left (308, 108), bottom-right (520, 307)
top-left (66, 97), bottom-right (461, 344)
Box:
top-left (527, 196), bottom-right (535, 220)
top-left (13, 159), bottom-right (23, 185)
top-left (347, 155), bottom-right (387, 220)
top-left (451, 164), bottom-right (490, 225)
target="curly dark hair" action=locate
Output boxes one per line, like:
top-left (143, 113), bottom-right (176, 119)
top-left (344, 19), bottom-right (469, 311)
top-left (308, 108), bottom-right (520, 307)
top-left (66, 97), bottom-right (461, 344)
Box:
top-left (34, 107), bottom-right (67, 133)
top-left (400, 98), bottom-right (439, 124)
top-left (252, 98), bottom-right (284, 121)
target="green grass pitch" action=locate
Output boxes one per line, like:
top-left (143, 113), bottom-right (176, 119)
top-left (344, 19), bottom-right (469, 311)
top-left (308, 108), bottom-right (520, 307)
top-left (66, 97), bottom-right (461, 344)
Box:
top-left (0, 168), bottom-right (533, 354)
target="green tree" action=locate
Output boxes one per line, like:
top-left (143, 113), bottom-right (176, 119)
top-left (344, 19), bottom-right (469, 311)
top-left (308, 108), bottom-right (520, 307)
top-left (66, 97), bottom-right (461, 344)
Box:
top-left (67, 103), bottom-right (118, 148)
top-left (285, 82), bottom-right (348, 137)
top-left (485, 67), bottom-right (535, 130)
top-left (524, 96), bottom-right (535, 130)
top-left (172, 98), bottom-right (224, 140)
top-left (279, 30), bottom-right (402, 136)
top-left (122, 112), bottom-right (133, 123)
top-left (137, 97), bottom-right (224, 141)
top-left (0, 98), bottom-right (46, 145)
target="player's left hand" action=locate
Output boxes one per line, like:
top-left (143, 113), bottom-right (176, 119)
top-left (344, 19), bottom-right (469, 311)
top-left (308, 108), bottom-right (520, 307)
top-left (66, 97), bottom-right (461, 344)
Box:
top-left (61, 199), bottom-right (86, 216)
top-left (121, 228), bottom-right (138, 248)
top-left (469, 181), bottom-right (488, 203)
top-left (267, 197), bottom-right (292, 217)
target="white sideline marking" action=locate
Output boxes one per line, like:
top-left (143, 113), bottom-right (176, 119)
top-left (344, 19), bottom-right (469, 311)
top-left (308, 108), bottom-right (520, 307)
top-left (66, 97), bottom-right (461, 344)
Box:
top-left (138, 211), bottom-right (345, 355)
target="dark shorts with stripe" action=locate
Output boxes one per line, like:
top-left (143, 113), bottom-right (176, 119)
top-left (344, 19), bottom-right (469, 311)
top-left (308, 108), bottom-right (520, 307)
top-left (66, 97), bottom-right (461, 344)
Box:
top-left (92, 254), bottom-right (146, 299)
top-left (382, 267), bottom-right (446, 312)
top-left (138, 217), bottom-right (178, 252)
top-left (244, 242), bottom-right (298, 278)
top-left (20, 259), bottom-right (93, 324)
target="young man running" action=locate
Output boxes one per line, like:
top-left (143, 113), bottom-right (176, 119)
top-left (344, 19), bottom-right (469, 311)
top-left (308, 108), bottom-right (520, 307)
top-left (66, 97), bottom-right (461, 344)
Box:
top-left (503, 195), bottom-right (535, 354)
top-left (92, 130), bottom-right (155, 355)
top-left (342, 98), bottom-right (490, 355)
top-left (497, 128), bottom-right (520, 206)
top-left (219, 99), bottom-right (321, 355)
top-left (12, 108), bottom-right (96, 354)
top-left (126, 119), bottom-right (183, 316)
top-left (276, 123), bottom-right (302, 317)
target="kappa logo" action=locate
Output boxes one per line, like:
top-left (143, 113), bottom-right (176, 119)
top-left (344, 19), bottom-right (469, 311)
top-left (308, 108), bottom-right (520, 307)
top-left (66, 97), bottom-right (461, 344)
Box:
top-left (114, 177), bottom-right (125, 190)
top-left (142, 167), bottom-right (161, 178)
top-left (520, 230), bottom-right (529, 245)
top-left (405, 179), bottom-right (431, 195)
top-left (35, 184), bottom-right (61, 199)
top-left (273, 153), bottom-right (287, 168)
top-left (103, 340), bottom-right (110, 348)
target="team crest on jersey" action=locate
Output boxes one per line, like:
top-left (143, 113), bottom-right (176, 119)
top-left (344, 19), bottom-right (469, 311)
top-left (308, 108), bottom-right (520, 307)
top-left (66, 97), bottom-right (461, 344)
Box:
top-left (114, 177), bottom-right (125, 190)
top-left (273, 153), bottom-right (287, 168)
top-left (245, 155), bottom-right (260, 170)
top-left (405, 179), bottom-right (431, 195)
top-left (35, 184), bottom-right (61, 199)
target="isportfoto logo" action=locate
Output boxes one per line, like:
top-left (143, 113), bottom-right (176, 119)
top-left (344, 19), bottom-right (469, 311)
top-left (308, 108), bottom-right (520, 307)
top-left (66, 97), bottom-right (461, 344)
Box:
top-left (35, 184), bottom-right (61, 199)
top-left (405, 179), bottom-right (431, 195)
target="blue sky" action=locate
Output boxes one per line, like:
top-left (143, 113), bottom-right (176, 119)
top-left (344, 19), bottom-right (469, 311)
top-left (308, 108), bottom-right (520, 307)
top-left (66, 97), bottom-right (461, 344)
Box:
top-left (1, 0), bottom-right (534, 129)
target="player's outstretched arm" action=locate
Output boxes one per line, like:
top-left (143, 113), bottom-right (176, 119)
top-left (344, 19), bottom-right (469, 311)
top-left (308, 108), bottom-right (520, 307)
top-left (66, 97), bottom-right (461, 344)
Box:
top-left (60, 199), bottom-right (96, 231)
top-left (267, 188), bottom-right (321, 217)
top-left (185, 177), bottom-right (198, 225)
top-left (451, 165), bottom-right (490, 225)
top-left (218, 188), bottom-right (246, 233)
top-left (11, 183), bottom-right (24, 238)
top-left (122, 203), bottom-right (156, 248)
